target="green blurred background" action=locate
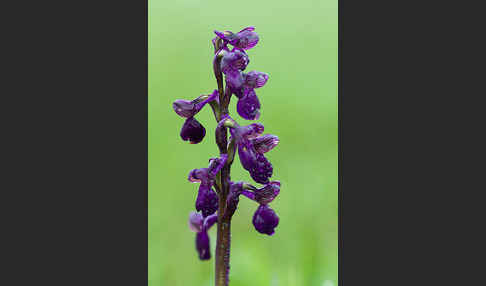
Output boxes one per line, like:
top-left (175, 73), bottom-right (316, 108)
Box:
top-left (149, 0), bottom-right (337, 285)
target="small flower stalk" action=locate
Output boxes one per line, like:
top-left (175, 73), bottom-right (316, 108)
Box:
top-left (172, 27), bottom-right (280, 286)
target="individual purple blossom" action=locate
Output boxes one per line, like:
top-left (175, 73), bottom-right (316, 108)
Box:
top-left (189, 212), bottom-right (218, 260)
top-left (188, 154), bottom-right (228, 217)
top-left (174, 90), bottom-right (218, 144)
top-left (220, 116), bottom-right (276, 184)
top-left (252, 204), bottom-right (279, 236)
top-left (238, 141), bottom-right (273, 184)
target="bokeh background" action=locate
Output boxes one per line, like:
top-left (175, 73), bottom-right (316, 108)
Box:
top-left (149, 0), bottom-right (337, 285)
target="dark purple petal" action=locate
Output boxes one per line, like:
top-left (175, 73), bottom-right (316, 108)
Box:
top-left (221, 50), bottom-right (249, 73)
top-left (244, 71), bottom-right (269, 88)
top-left (188, 211), bottom-right (203, 232)
top-left (237, 89), bottom-right (261, 120)
top-left (195, 184), bottom-right (219, 217)
top-left (254, 181), bottom-right (280, 204)
top-left (173, 99), bottom-right (196, 118)
top-left (253, 205), bottom-right (279, 235)
top-left (249, 153), bottom-right (273, 184)
top-left (180, 117), bottom-right (206, 144)
top-left (251, 134), bottom-right (279, 153)
top-left (196, 231), bottom-right (211, 260)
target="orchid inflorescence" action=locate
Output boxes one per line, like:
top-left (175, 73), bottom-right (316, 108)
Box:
top-left (172, 27), bottom-right (280, 270)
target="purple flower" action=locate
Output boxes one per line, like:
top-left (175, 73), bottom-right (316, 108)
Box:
top-left (220, 117), bottom-right (274, 184)
top-left (252, 204), bottom-right (279, 236)
top-left (251, 134), bottom-right (279, 154)
top-left (237, 88), bottom-right (261, 120)
top-left (174, 90), bottom-right (218, 144)
top-left (189, 154), bottom-right (227, 216)
top-left (214, 27), bottom-right (259, 51)
top-left (234, 71), bottom-right (269, 120)
top-left (189, 212), bottom-right (218, 260)
top-left (242, 181), bottom-right (281, 205)
top-left (180, 117), bottom-right (206, 144)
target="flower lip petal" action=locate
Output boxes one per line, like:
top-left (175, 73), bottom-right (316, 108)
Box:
top-left (249, 152), bottom-right (273, 184)
top-left (252, 204), bottom-right (279, 235)
top-left (196, 231), bottom-right (211, 260)
top-left (236, 89), bottom-right (261, 121)
top-left (180, 117), bottom-right (206, 144)
top-left (195, 185), bottom-right (219, 217)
